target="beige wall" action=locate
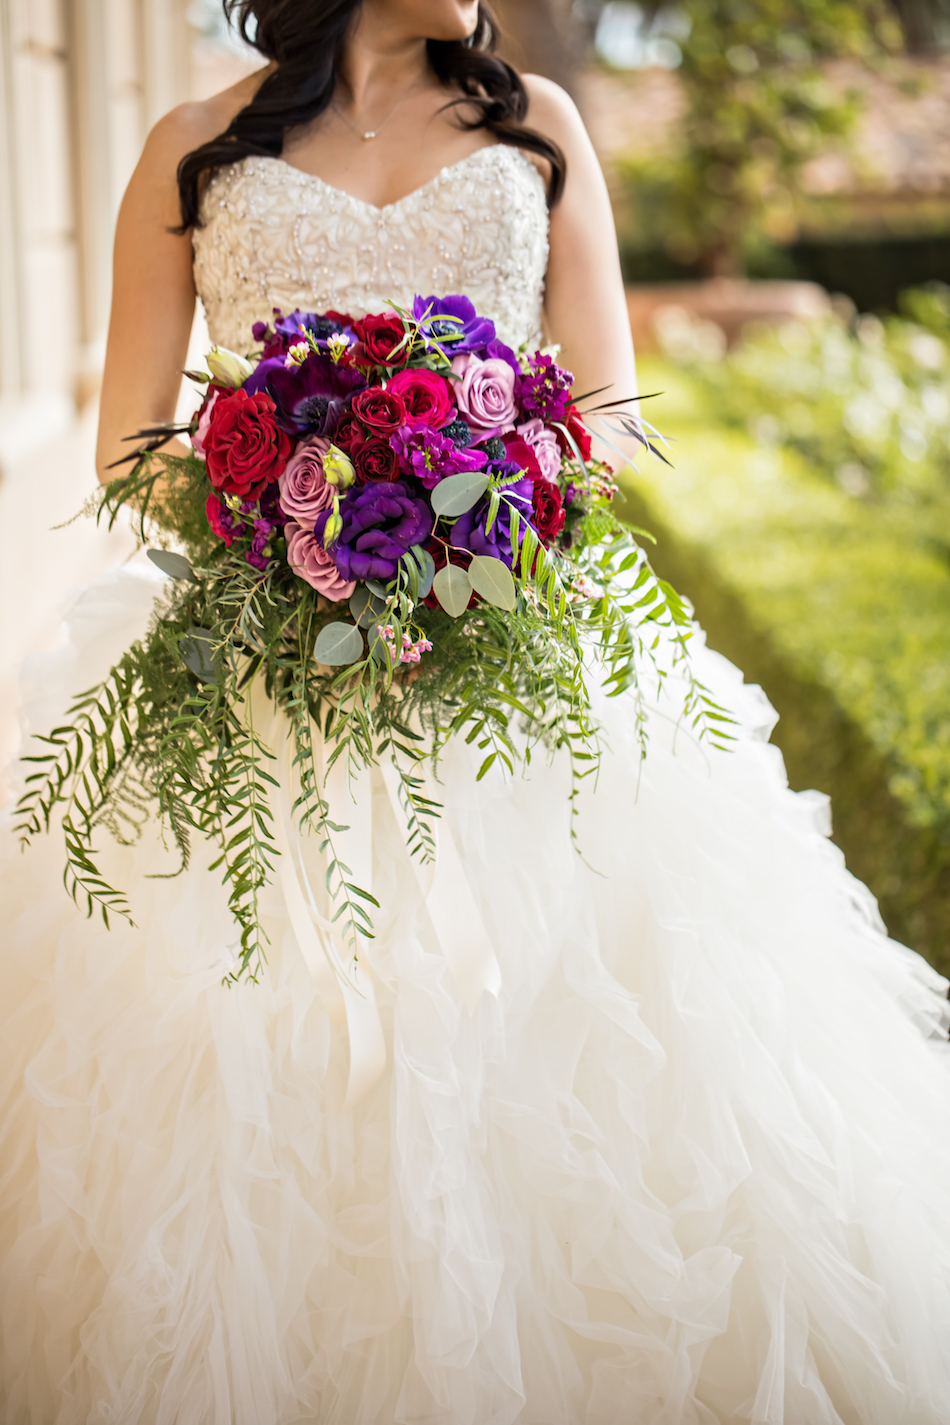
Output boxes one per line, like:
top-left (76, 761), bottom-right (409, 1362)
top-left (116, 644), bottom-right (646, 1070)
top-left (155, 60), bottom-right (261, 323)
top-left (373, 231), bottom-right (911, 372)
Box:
top-left (0, 0), bottom-right (191, 472)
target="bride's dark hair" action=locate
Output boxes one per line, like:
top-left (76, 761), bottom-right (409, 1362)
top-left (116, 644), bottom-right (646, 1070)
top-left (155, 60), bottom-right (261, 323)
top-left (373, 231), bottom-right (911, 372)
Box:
top-left (176, 0), bottom-right (566, 229)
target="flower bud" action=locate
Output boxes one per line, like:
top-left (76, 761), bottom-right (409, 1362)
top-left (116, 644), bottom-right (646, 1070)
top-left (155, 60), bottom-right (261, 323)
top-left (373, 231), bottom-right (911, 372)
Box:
top-left (321, 497), bottom-right (343, 549)
top-left (322, 443), bottom-right (356, 489)
top-left (206, 346), bottom-right (254, 388)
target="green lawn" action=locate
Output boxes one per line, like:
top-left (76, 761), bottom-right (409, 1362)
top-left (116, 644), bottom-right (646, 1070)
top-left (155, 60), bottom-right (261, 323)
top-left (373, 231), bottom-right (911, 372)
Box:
top-left (618, 358), bottom-right (950, 971)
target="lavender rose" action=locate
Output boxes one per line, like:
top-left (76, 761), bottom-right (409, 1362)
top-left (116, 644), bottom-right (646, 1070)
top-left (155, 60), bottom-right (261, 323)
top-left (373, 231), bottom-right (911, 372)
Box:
top-left (449, 467), bottom-right (535, 569)
top-left (285, 520), bottom-right (355, 601)
top-left (516, 418), bottom-right (563, 482)
top-left (451, 353), bottom-right (518, 440)
top-left (315, 480), bottom-right (431, 583)
top-left (278, 436), bottom-right (334, 521)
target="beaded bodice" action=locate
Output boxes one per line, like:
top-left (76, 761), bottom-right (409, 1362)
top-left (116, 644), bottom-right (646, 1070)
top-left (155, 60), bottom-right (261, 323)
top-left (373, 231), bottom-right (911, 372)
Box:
top-left (192, 146), bottom-right (549, 351)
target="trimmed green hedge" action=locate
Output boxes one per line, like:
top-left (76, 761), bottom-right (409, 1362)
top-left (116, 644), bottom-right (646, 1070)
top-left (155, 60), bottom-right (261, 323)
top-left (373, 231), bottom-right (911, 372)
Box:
top-left (621, 358), bottom-right (950, 972)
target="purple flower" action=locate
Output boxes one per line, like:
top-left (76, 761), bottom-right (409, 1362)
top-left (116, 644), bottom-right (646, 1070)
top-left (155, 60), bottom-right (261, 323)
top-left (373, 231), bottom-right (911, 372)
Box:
top-left (389, 424), bottom-right (488, 489)
top-left (264, 353), bottom-right (366, 436)
top-left (449, 467), bottom-right (535, 569)
top-left (315, 480), bottom-right (431, 583)
top-left (412, 294), bottom-right (496, 353)
top-left (485, 337), bottom-right (521, 378)
top-left (519, 353), bottom-right (574, 423)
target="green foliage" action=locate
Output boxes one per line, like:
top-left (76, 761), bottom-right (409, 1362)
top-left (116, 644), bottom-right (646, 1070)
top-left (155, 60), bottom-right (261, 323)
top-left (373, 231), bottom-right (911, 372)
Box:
top-left (663, 282), bottom-right (950, 543)
top-left (619, 0), bottom-right (900, 273)
top-left (16, 442), bottom-right (723, 984)
top-left (621, 355), bottom-right (950, 966)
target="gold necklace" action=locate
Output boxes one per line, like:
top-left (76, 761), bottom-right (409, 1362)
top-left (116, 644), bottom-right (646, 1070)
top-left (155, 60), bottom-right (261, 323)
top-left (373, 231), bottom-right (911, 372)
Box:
top-left (332, 78), bottom-right (425, 142)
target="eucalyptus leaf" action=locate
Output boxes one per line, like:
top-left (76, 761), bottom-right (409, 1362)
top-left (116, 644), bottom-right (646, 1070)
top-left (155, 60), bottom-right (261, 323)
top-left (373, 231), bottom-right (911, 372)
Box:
top-left (179, 628), bottom-right (217, 682)
top-left (407, 545), bottom-right (436, 599)
top-left (349, 586), bottom-right (387, 630)
top-left (430, 471), bottom-right (489, 519)
top-left (148, 549), bottom-right (198, 582)
top-left (467, 554), bottom-right (517, 611)
top-left (314, 621), bottom-right (365, 666)
top-left (432, 562), bottom-right (473, 617)
top-left (365, 579), bottom-right (389, 599)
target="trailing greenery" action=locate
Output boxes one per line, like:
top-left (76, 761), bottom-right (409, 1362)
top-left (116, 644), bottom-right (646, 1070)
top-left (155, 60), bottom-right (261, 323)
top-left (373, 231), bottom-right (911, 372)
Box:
top-left (15, 444), bottom-right (724, 985)
top-left (621, 355), bottom-right (950, 969)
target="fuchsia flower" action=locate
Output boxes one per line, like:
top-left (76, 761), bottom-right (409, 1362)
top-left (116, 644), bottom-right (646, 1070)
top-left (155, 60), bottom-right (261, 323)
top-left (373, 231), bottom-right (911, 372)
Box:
top-left (390, 424), bottom-right (488, 489)
top-left (519, 353), bottom-right (574, 424)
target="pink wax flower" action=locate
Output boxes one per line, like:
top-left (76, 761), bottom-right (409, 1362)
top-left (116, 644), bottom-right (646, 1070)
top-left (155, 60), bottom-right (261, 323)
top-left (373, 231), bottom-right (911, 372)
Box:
top-left (278, 436), bottom-right (334, 522)
top-left (285, 520), bottom-right (355, 601)
top-left (516, 418), bottom-right (563, 482)
top-left (451, 353), bottom-right (518, 439)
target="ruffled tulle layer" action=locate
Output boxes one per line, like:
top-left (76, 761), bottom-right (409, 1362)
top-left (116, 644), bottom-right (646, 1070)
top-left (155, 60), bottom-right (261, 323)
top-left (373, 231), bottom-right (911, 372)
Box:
top-left (2, 563), bottom-right (950, 1424)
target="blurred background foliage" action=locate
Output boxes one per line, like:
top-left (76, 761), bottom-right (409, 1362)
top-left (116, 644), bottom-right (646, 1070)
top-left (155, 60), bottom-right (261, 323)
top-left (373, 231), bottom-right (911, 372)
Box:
top-left (494, 0), bottom-right (950, 967)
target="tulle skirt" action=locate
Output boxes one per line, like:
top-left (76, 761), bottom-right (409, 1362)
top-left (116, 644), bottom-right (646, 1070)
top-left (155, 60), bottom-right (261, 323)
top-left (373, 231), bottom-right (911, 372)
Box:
top-left (2, 561), bottom-right (950, 1425)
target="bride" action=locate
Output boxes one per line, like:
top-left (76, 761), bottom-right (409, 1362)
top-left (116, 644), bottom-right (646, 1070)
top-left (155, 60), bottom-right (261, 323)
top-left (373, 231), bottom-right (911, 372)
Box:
top-left (4, 2), bottom-right (950, 1420)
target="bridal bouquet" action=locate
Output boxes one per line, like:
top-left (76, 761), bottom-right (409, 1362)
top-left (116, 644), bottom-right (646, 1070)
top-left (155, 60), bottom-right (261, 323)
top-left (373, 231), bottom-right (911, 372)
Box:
top-left (17, 296), bottom-right (724, 982)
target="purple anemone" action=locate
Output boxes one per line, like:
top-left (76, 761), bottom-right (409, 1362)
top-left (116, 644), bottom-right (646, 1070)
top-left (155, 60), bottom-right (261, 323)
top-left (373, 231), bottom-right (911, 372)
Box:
top-left (412, 294), bottom-right (496, 354)
top-left (264, 353), bottom-right (366, 437)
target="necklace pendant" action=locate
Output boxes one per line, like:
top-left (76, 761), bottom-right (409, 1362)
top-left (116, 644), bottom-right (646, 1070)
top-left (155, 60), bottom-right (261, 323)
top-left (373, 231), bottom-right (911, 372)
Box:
top-left (362, 131), bottom-right (376, 141)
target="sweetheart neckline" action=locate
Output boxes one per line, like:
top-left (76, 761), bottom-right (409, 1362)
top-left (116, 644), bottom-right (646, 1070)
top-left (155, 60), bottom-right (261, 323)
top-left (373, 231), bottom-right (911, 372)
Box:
top-left (253, 145), bottom-right (538, 215)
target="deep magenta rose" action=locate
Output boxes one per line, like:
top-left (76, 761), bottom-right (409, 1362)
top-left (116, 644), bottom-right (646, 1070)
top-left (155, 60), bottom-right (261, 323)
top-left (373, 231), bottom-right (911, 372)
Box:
top-left (285, 520), bottom-right (355, 601)
top-left (204, 389), bottom-right (293, 501)
top-left (332, 409), bottom-right (367, 454)
top-left (451, 353), bottom-right (518, 440)
top-left (527, 473), bottom-right (566, 546)
top-left (277, 436), bottom-right (334, 523)
top-left (349, 313), bottom-right (410, 369)
top-left (352, 387), bottom-right (408, 438)
top-left (355, 438), bottom-right (401, 484)
top-left (386, 368), bottom-right (456, 430)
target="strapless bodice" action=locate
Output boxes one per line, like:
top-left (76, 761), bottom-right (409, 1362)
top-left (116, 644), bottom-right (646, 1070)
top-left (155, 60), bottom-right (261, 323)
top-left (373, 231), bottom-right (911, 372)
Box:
top-left (192, 145), bottom-right (549, 352)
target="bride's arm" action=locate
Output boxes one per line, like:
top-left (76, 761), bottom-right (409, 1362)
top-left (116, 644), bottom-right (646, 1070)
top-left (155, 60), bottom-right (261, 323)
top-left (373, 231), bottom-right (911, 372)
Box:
top-left (523, 76), bottom-right (641, 466)
top-left (95, 79), bottom-right (263, 486)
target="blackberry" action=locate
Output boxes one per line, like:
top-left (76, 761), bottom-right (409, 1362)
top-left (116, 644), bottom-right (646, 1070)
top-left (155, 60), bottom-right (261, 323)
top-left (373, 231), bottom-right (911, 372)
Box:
top-left (483, 436), bottom-right (506, 462)
top-left (441, 418), bottom-right (472, 449)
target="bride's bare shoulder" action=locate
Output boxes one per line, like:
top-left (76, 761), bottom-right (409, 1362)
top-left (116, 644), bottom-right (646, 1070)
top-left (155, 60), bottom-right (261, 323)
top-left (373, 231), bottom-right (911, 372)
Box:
top-left (520, 74), bottom-right (593, 159)
top-left (139, 66), bottom-right (272, 175)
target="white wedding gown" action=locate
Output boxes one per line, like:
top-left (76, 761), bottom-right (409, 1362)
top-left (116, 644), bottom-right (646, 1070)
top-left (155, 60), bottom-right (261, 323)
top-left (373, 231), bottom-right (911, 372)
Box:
top-left (3, 145), bottom-right (950, 1425)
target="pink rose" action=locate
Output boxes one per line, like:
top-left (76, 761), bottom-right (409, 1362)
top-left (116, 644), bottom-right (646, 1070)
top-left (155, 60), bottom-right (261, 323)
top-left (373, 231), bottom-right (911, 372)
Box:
top-left (516, 419), bottom-right (563, 482)
top-left (387, 368), bottom-right (456, 429)
top-left (451, 353), bottom-right (518, 439)
top-left (193, 388), bottom-right (221, 456)
top-left (285, 520), bottom-right (355, 601)
top-left (278, 436), bottom-right (334, 522)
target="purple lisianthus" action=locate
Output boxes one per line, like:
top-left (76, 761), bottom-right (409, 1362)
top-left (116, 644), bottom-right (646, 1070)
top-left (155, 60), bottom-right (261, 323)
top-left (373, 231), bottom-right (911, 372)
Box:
top-left (390, 424), bottom-right (489, 489)
top-left (412, 294), bottom-right (496, 353)
top-left (263, 352), bottom-right (366, 436)
top-left (449, 466), bottom-right (535, 569)
top-left (315, 480), bottom-right (431, 583)
top-left (519, 353), bottom-right (574, 423)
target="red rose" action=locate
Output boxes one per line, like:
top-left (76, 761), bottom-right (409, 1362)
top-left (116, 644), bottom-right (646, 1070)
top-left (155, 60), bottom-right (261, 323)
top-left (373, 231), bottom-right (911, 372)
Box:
top-left (354, 438), bottom-right (401, 484)
top-left (387, 368), bottom-right (456, 430)
top-left (331, 409), bottom-right (366, 454)
top-left (555, 404), bottom-right (592, 462)
top-left (204, 389), bottom-right (293, 501)
top-left (352, 387), bottom-right (409, 438)
top-left (350, 314), bottom-right (410, 369)
top-left (502, 432), bottom-right (542, 479)
top-left (422, 540), bottom-right (478, 610)
top-left (325, 310), bottom-right (356, 328)
top-left (528, 473), bottom-right (565, 546)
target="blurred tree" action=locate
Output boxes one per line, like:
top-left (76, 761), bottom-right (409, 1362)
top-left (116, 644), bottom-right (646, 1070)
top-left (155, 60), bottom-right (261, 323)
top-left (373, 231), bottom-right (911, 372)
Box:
top-left (489, 0), bottom-right (582, 92)
top-left (621, 0), bottom-right (902, 276)
top-left (888, 0), bottom-right (950, 50)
